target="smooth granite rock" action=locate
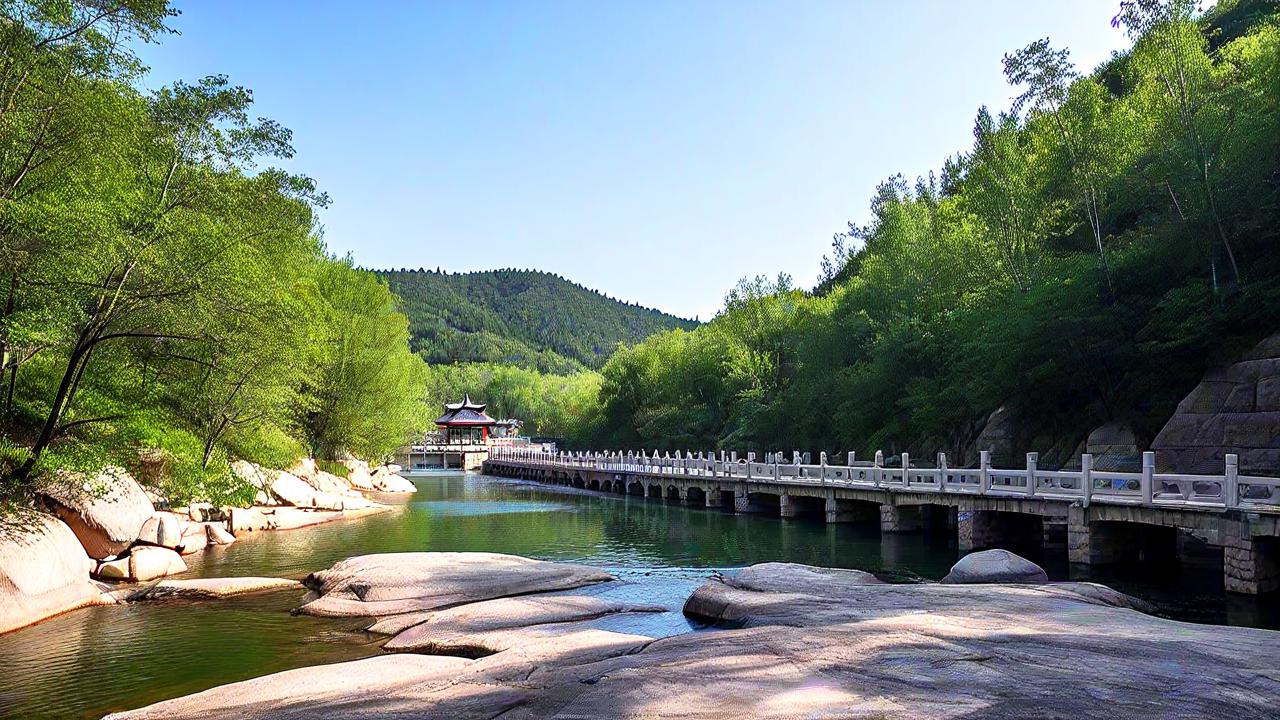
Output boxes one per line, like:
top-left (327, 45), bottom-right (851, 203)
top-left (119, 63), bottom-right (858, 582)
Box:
top-left (128, 546), bottom-right (187, 582)
top-left (123, 577), bottom-right (301, 601)
top-left (0, 514), bottom-right (102, 634)
top-left (381, 595), bottom-right (664, 651)
top-left (108, 558), bottom-right (1279, 719)
top-left (940, 549), bottom-right (1049, 584)
top-left (369, 466), bottom-right (416, 493)
top-left (297, 552), bottom-right (614, 618)
top-left (38, 469), bottom-right (154, 558)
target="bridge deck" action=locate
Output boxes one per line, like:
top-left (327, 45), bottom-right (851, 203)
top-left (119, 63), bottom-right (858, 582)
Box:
top-left (488, 447), bottom-right (1280, 515)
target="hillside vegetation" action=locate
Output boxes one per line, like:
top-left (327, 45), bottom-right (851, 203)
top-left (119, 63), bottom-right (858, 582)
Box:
top-left (0, 2), bottom-right (427, 512)
top-left (380, 269), bottom-right (696, 374)
top-left (588, 0), bottom-right (1280, 465)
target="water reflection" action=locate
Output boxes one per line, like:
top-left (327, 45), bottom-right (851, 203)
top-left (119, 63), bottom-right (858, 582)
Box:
top-left (0, 471), bottom-right (1276, 719)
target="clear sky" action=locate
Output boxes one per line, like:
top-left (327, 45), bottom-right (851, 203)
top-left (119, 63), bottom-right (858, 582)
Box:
top-left (137, 1), bottom-right (1133, 320)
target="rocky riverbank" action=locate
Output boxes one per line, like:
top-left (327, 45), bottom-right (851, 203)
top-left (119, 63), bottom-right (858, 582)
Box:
top-left (104, 550), bottom-right (1280, 719)
top-left (0, 457), bottom-right (417, 635)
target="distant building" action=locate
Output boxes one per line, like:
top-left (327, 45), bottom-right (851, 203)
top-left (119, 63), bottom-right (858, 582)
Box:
top-left (434, 395), bottom-right (497, 445)
top-left (394, 396), bottom-right (537, 472)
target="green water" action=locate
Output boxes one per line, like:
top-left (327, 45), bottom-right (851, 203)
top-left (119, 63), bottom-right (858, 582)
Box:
top-left (0, 472), bottom-right (1276, 719)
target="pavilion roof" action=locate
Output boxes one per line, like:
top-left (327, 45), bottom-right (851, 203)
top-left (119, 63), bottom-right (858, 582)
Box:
top-left (435, 395), bottom-right (496, 426)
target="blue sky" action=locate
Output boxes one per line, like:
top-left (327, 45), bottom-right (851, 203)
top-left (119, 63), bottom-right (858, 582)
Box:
top-left (137, 1), bottom-right (1133, 320)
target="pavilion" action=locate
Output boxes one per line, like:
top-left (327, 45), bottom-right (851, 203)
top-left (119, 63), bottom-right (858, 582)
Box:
top-left (434, 395), bottom-right (497, 445)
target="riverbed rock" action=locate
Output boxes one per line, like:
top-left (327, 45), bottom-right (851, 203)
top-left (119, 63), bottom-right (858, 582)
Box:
top-left (123, 577), bottom-right (301, 601)
top-left (38, 469), bottom-right (155, 558)
top-left (381, 595), bottom-right (665, 651)
top-left (940, 548), bottom-right (1049, 584)
top-left (297, 552), bottom-right (614, 618)
top-left (369, 466), bottom-right (415, 493)
top-left (177, 522), bottom-right (211, 555)
top-left (136, 512), bottom-right (185, 550)
top-left (343, 459), bottom-right (376, 491)
top-left (128, 546), bottom-right (187, 582)
top-left (95, 556), bottom-right (132, 580)
top-left (312, 470), bottom-right (363, 498)
top-left (228, 506), bottom-right (270, 533)
top-left (205, 523), bottom-right (236, 546)
top-left (0, 514), bottom-right (102, 634)
top-left (105, 558), bottom-right (1280, 719)
top-left (268, 470), bottom-right (323, 507)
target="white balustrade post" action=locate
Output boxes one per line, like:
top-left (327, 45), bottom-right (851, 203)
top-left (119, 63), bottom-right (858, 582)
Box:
top-left (820, 452), bottom-right (828, 485)
top-left (901, 452), bottom-right (910, 487)
top-left (847, 451), bottom-right (856, 467)
top-left (979, 450), bottom-right (991, 494)
top-left (1081, 453), bottom-right (1093, 508)
top-left (1225, 453), bottom-right (1239, 508)
top-left (874, 450), bottom-right (884, 487)
top-left (938, 452), bottom-right (947, 492)
top-left (1026, 452), bottom-right (1038, 496)
top-left (773, 452), bottom-right (780, 482)
top-left (1141, 451), bottom-right (1155, 505)
top-left (747, 452), bottom-right (755, 480)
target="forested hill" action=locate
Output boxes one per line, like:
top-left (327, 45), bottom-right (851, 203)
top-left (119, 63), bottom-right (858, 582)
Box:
top-left (378, 269), bottom-right (697, 373)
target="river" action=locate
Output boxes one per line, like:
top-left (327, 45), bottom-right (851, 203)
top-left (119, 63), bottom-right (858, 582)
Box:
top-left (1, 471), bottom-right (1277, 719)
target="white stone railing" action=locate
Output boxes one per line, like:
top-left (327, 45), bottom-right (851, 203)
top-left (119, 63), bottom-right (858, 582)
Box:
top-left (486, 446), bottom-right (1280, 513)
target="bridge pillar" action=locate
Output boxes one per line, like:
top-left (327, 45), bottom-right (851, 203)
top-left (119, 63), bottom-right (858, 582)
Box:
top-left (1223, 518), bottom-right (1280, 595)
top-left (957, 510), bottom-right (997, 552)
top-left (880, 504), bottom-right (922, 533)
top-left (779, 494), bottom-right (796, 519)
top-left (733, 492), bottom-right (751, 513)
top-left (825, 498), bottom-right (878, 524)
top-left (705, 487), bottom-right (722, 508)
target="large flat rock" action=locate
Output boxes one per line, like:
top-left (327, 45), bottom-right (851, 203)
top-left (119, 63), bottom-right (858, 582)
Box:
top-left (297, 552), bottom-right (614, 617)
top-left (382, 595), bottom-right (664, 651)
top-left (108, 560), bottom-right (1280, 718)
top-left (123, 577), bottom-right (302, 601)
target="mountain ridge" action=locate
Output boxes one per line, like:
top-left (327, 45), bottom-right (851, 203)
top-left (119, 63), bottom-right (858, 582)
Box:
top-left (377, 268), bottom-right (698, 373)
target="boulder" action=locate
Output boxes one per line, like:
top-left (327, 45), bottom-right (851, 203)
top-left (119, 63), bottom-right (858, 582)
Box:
top-left (370, 467), bottom-right (416, 493)
top-left (298, 552), bottom-right (614, 618)
top-left (940, 549), bottom-right (1048, 584)
top-left (0, 514), bottom-right (102, 634)
top-left (968, 403), bottom-right (1018, 466)
top-left (128, 546), bottom-right (187, 582)
top-left (288, 457), bottom-right (320, 483)
top-left (262, 471), bottom-right (345, 510)
top-left (95, 556), bottom-right (131, 581)
top-left (136, 512), bottom-right (184, 549)
top-left (206, 523), bottom-right (236, 546)
top-left (343, 459), bottom-right (376, 491)
top-left (1153, 330), bottom-right (1280, 475)
top-left (38, 469), bottom-right (155, 558)
top-left (229, 506), bottom-right (271, 533)
top-left (177, 523), bottom-right (210, 555)
top-left (308, 470), bottom-right (361, 498)
top-left (229, 460), bottom-right (277, 506)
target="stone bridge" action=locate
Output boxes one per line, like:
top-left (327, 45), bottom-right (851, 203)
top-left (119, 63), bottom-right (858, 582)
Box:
top-left (485, 447), bottom-right (1280, 595)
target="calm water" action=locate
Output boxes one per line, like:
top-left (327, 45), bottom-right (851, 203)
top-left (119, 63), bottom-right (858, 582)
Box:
top-left (1, 472), bottom-right (1277, 719)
